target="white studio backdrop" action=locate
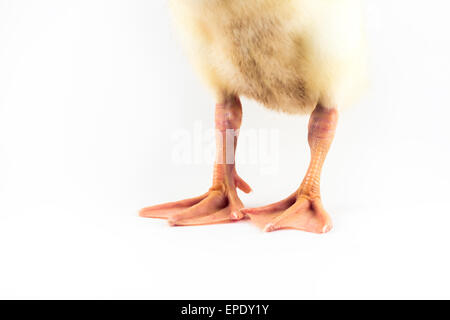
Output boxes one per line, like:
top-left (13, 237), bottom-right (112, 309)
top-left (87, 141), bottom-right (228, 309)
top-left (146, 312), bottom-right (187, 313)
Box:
top-left (0, 1), bottom-right (449, 299)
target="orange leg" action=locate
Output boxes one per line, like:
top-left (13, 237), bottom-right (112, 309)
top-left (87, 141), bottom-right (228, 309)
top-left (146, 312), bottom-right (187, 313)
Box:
top-left (140, 96), bottom-right (251, 226)
top-left (242, 105), bottom-right (338, 234)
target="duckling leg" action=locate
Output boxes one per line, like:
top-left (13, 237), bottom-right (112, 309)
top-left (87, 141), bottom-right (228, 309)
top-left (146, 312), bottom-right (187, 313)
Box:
top-left (242, 105), bottom-right (338, 234)
top-left (140, 96), bottom-right (251, 226)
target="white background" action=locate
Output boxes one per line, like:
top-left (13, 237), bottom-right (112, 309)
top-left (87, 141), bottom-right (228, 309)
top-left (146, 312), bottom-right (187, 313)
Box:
top-left (1, 0), bottom-right (450, 299)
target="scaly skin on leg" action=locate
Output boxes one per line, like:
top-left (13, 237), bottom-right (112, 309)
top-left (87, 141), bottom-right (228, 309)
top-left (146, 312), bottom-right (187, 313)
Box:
top-left (242, 105), bottom-right (338, 234)
top-left (140, 96), bottom-right (251, 226)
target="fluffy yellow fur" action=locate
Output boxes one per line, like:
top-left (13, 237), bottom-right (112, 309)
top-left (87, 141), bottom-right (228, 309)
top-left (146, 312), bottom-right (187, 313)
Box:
top-left (169, 0), bottom-right (368, 114)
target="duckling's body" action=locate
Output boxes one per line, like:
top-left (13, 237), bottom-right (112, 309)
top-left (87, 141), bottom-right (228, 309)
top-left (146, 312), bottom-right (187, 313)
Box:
top-left (170, 0), bottom-right (367, 113)
top-left (141, 0), bottom-right (367, 233)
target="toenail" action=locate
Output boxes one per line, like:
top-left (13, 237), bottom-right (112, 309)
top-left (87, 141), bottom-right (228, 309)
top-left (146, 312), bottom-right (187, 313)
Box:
top-left (264, 223), bottom-right (275, 233)
top-left (231, 212), bottom-right (241, 220)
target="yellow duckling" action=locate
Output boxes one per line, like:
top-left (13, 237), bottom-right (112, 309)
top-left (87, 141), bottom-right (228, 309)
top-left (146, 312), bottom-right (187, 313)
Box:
top-left (141, 0), bottom-right (368, 234)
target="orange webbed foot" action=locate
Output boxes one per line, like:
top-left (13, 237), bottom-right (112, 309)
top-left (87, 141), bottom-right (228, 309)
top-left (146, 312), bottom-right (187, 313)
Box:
top-left (140, 97), bottom-right (252, 227)
top-left (140, 172), bottom-right (251, 227)
top-left (241, 193), bottom-right (333, 234)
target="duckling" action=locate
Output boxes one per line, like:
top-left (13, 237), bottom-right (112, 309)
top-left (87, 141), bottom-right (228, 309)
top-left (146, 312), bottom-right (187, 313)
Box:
top-left (140, 0), bottom-right (367, 233)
